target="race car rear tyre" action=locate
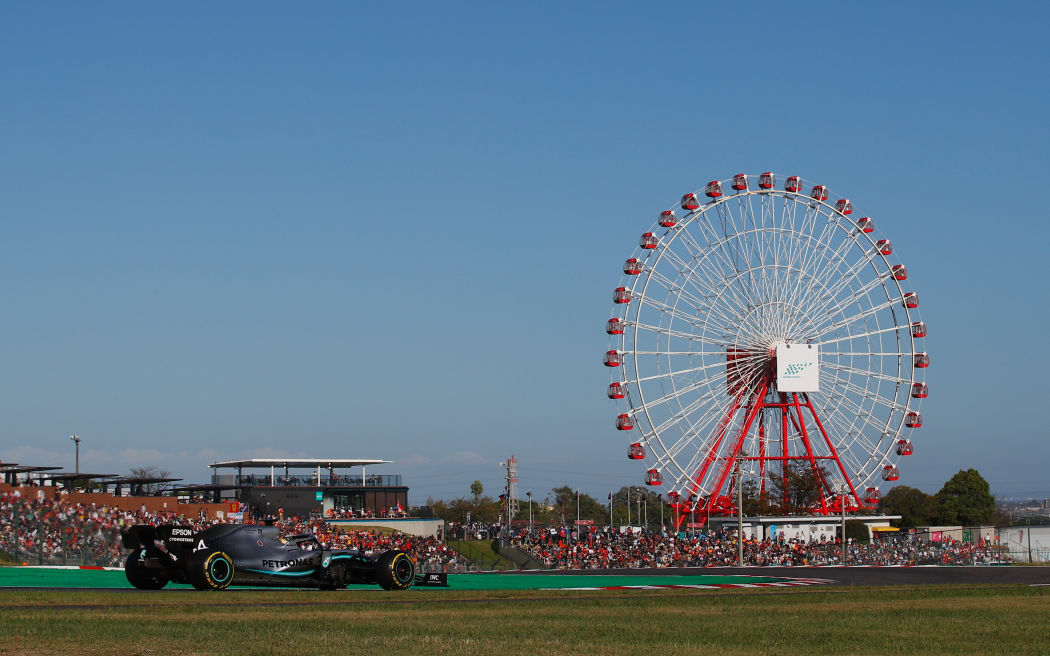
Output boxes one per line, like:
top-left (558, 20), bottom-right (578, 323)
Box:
top-left (125, 551), bottom-right (168, 590)
top-left (375, 550), bottom-right (414, 590)
top-left (188, 550), bottom-right (235, 591)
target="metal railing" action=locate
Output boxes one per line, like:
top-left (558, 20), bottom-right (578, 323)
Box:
top-left (225, 474), bottom-right (403, 488)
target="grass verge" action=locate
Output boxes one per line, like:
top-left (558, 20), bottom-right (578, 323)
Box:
top-left (445, 539), bottom-right (517, 570)
top-left (0, 585), bottom-right (1047, 655)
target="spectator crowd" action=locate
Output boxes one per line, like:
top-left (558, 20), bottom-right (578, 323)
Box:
top-left (0, 489), bottom-right (460, 571)
top-left (0, 488), bottom-right (1010, 572)
top-left (510, 525), bottom-right (1007, 568)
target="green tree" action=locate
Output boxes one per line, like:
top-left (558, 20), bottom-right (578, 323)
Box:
top-left (845, 519), bottom-right (870, 543)
top-left (878, 485), bottom-right (938, 527)
top-left (766, 461), bottom-right (831, 514)
top-left (470, 480), bottom-right (483, 501)
top-left (609, 486), bottom-right (663, 528)
top-left (548, 486), bottom-right (607, 525)
top-left (936, 469), bottom-right (995, 525)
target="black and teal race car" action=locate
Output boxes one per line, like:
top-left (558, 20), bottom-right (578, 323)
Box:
top-left (120, 523), bottom-right (430, 591)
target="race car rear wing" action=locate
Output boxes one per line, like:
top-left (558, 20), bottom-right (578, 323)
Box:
top-left (121, 524), bottom-right (198, 555)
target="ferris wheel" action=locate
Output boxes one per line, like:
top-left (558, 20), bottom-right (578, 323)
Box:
top-left (603, 173), bottom-right (928, 525)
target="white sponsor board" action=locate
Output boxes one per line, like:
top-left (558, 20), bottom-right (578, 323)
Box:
top-left (776, 343), bottom-right (819, 392)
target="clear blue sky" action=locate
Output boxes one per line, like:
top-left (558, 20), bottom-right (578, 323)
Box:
top-left (1, 2), bottom-right (1048, 503)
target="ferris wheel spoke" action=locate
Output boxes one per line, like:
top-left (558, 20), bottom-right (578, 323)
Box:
top-left (672, 224), bottom-right (761, 315)
top-left (819, 378), bottom-right (899, 433)
top-left (820, 372), bottom-right (908, 414)
top-left (714, 202), bottom-right (763, 303)
top-left (634, 292), bottom-right (735, 338)
top-left (804, 270), bottom-right (894, 332)
top-left (816, 395), bottom-right (894, 472)
top-left (629, 370), bottom-right (736, 415)
top-left (809, 395), bottom-right (883, 478)
top-left (780, 206), bottom-right (843, 315)
top-left (633, 359), bottom-right (740, 383)
top-left (648, 244), bottom-right (752, 326)
top-left (798, 239), bottom-right (862, 314)
top-left (680, 213), bottom-right (766, 313)
top-left (630, 322), bottom-right (737, 346)
top-left (820, 361), bottom-right (909, 386)
top-left (629, 350), bottom-right (733, 356)
top-left (823, 352), bottom-right (914, 357)
top-left (811, 296), bottom-right (903, 340)
top-left (643, 265), bottom-right (745, 337)
top-left (818, 323), bottom-right (909, 344)
top-left (791, 245), bottom-right (879, 327)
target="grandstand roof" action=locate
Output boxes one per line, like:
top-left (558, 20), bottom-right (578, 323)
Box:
top-left (39, 472), bottom-right (118, 481)
top-left (210, 458), bottom-right (391, 469)
top-left (107, 476), bottom-right (183, 484)
top-left (0, 465), bottom-right (62, 473)
top-left (172, 483), bottom-right (240, 491)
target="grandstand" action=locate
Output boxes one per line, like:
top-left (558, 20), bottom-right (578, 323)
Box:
top-left (210, 458), bottom-right (408, 519)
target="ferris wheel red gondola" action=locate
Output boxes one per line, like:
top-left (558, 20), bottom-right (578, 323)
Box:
top-left (604, 172), bottom-right (928, 526)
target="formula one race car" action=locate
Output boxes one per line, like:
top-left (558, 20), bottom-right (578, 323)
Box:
top-left (120, 523), bottom-right (421, 591)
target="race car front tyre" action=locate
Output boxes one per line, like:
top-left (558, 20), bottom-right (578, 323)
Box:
top-left (125, 551), bottom-right (168, 590)
top-left (188, 550), bottom-right (235, 591)
top-left (375, 550), bottom-right (414, 590)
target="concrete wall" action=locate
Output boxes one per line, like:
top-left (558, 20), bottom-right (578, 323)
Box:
top-left (997, 525), bottom-right (1050, 562)
top-left (329, 518), bottom-right (444, 538)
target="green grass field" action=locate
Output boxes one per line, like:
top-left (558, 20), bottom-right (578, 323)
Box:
top-left (445, 539), bottom-right (517, 569)
top-left (0, 585), bottom-right (1047, 655)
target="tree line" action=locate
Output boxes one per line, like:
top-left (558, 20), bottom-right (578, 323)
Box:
top-left (420, 468), bottom-right (1001, 530)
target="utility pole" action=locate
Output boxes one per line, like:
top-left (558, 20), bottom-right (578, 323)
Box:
top-left (736, 460), bottom-right (744, 567)
top-left (1028, 517), bottom-right (1033, 564)
top-left (69, 434), bottom-right (81, 474)
top-left (658, 494), bottom-right (664, 531)
top-left (576, 489), bottom-right (580, 525)
top-left (841, 485), bottom-right (848, 565)
top-left (627, 488), bottom-right (631, 526)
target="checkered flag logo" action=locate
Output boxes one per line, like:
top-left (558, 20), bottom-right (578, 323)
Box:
top-left (784, 362), bottom-right (813, 376)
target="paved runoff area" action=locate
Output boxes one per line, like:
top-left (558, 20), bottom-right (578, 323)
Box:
top-left (3, 565), bottom-right (1049, 591)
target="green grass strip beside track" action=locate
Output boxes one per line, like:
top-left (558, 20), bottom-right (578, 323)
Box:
top-left (0, 566), bottom-right (798, 590)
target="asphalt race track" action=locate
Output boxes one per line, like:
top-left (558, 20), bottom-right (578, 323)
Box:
top-left (3, 565), bottom-right (1049, 592)
top-left (523, 566), bottom-right (1050, 587)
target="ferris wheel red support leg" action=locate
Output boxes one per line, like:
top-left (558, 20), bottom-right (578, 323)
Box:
top-left (802, 393), bottom-right (863, 509)
top-left (790, 393), bottom-right (831, 515)
top-left (677, 386), bottom-right (749, 527)
top-left (758, 420), bottom-right (767, 500)
top-left (692, 377), bottom-right (770, 524)
top-left (780, 399), bottom-right (790, 511)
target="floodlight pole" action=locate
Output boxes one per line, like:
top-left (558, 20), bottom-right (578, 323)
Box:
top-left (527, 490), bottom-right (533, 536)
top-left (69, 434), bottom-right (81, 474)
